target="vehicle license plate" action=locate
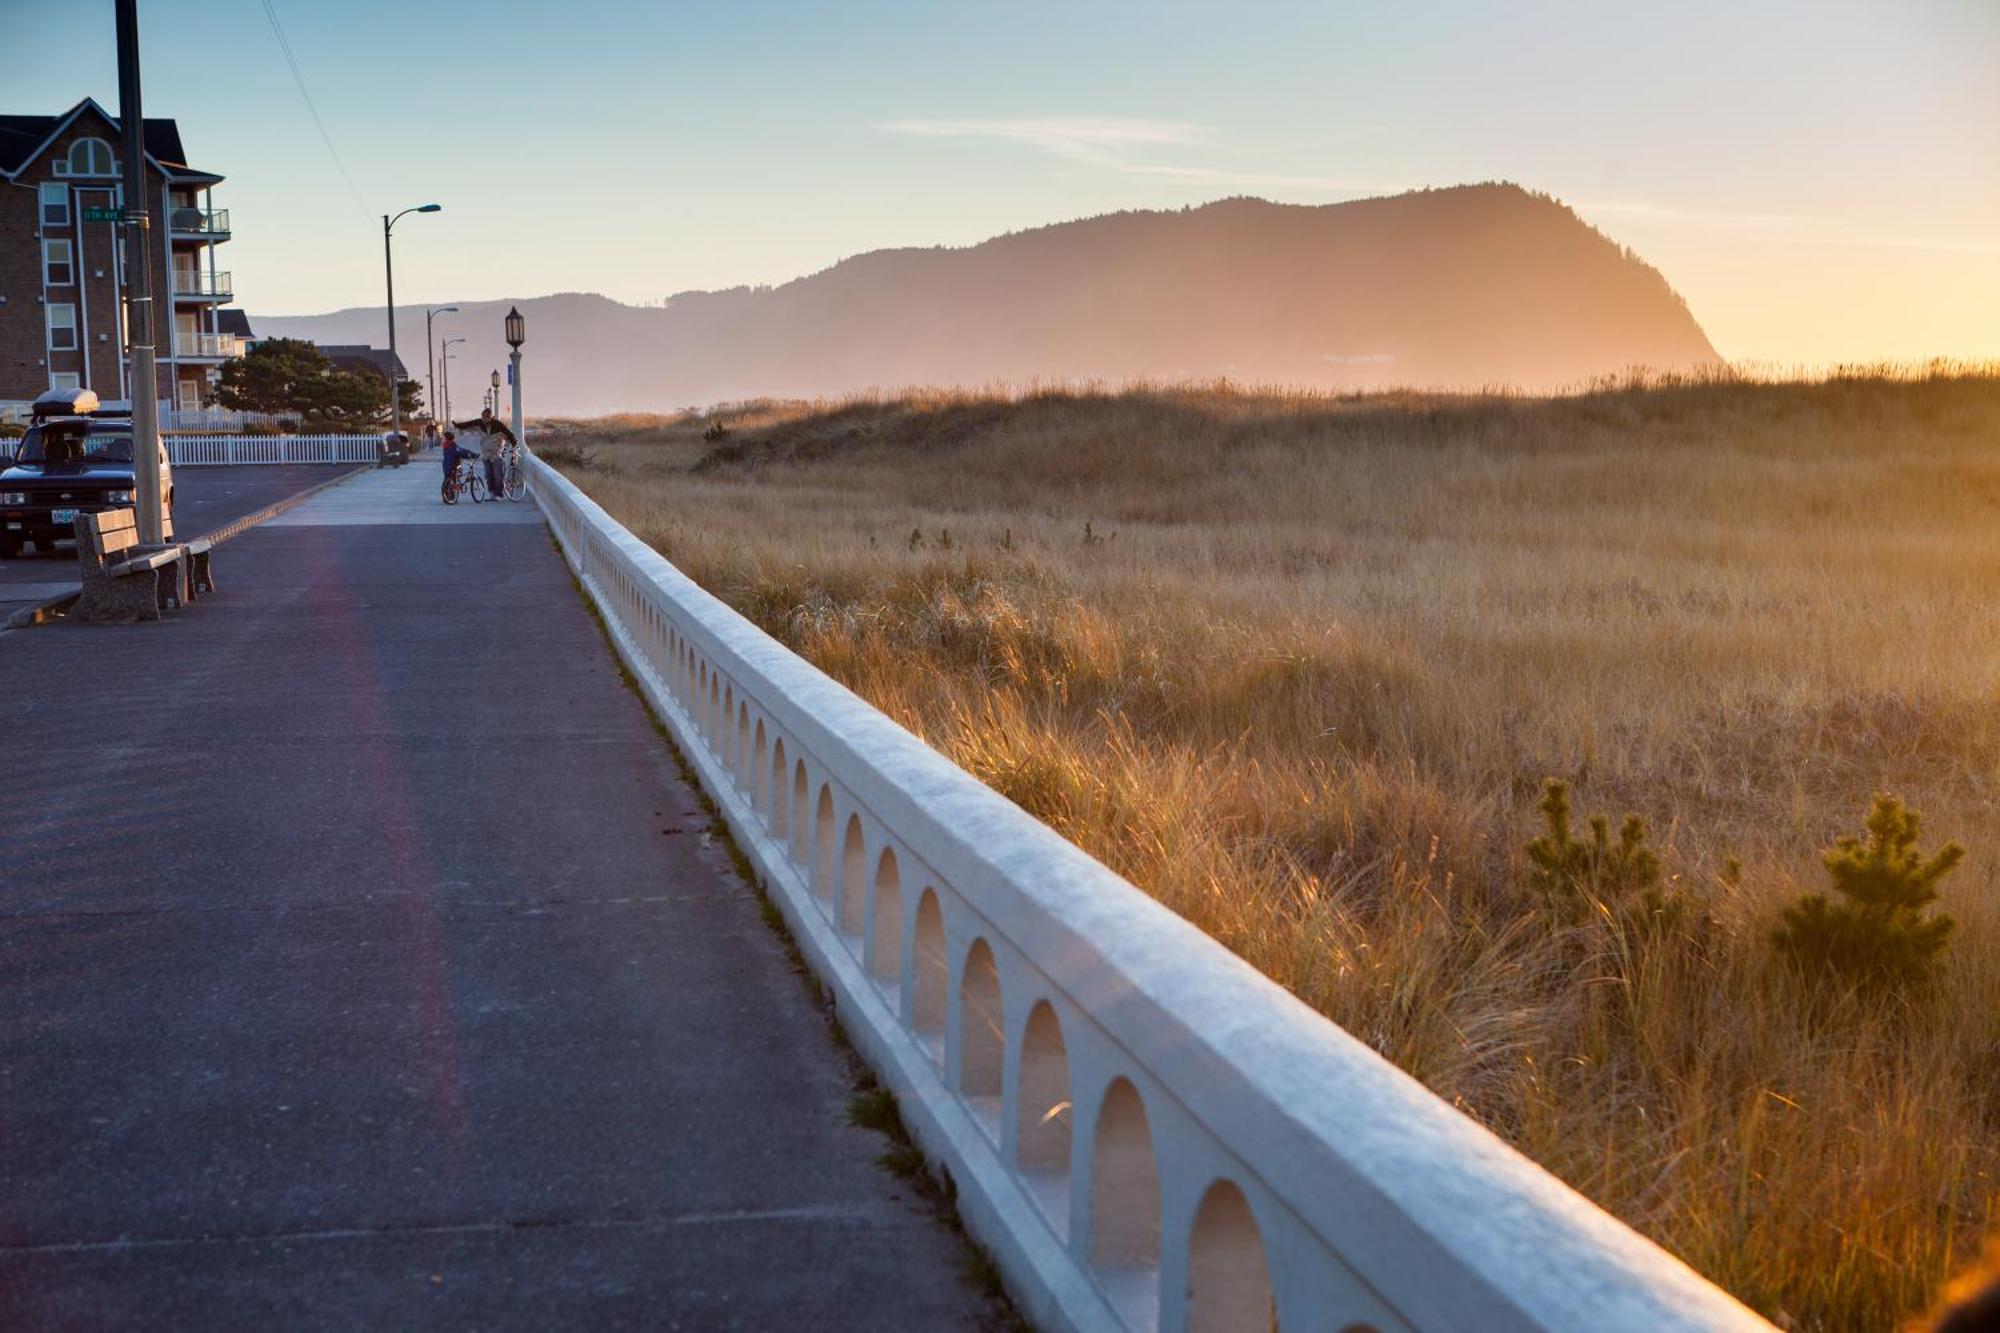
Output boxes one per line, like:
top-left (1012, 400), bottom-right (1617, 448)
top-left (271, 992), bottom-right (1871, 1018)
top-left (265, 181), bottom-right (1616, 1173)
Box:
top-left (51, 509), bottom-right (78, 525)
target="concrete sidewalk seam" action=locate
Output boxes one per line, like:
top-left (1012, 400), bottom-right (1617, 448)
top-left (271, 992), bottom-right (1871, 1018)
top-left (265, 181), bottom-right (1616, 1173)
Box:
top-left (0, 889), bottom-right (751, 923)
top-left (0, 1205), bottom-right (924, 1257)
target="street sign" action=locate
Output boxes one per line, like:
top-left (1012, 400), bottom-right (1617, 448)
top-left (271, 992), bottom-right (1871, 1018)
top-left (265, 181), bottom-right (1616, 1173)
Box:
top-left (506, 363), bottom-right (514, 386)
top-left (82, 206), bottom-right (124, 223)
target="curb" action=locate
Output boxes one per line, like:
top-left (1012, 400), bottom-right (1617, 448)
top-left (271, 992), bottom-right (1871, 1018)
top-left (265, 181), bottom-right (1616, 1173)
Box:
top-left (2, 464), bottom-right (369, 631)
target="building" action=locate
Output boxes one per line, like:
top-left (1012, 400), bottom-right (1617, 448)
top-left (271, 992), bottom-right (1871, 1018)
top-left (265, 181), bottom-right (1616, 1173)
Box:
top-left (316, 345), bottom-right (410, 387)
top-left (0, 98), bottom-right (235, 418)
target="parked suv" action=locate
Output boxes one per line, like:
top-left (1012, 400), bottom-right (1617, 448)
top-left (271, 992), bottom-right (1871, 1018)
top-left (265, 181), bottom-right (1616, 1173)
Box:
top-left (0, 389), bottom-right (172, 558)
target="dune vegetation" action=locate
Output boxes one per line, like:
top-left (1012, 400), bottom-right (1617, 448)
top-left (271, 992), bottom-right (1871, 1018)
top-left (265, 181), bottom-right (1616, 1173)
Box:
top-left (541, 365), bottom-right (2000, 1332)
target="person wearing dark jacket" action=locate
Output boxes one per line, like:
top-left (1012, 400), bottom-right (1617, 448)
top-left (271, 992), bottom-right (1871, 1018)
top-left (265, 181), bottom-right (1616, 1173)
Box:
top-left (454, 410), bottom-right (516, 497)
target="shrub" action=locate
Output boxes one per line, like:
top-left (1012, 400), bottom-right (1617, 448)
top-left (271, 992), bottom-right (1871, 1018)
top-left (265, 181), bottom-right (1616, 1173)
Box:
top-left (1774, 793), bottom-right (1962, 988)
top-left (536, 443), bottom-right (597, 470)
top-left (1527, 778), bottom-right (1682, 934)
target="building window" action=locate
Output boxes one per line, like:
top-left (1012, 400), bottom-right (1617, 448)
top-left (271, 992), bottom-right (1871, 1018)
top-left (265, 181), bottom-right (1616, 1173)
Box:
top-left (47, 304), bottom-right (78, 352)
top-left (50, 372), bottom-right (82, 392)
top-left (40, 182), bottom-right (69, 227)
top-left (67, 138), bottom-right (115, 177)
top-left (44, 239), bottom-right (74, 286)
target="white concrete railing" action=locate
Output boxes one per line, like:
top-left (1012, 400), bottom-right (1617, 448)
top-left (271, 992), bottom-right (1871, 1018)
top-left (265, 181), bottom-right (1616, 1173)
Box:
top-left (523, 448), bottom-right (1772, 1333)
top-left (165, 434), bottom-right (381, 466)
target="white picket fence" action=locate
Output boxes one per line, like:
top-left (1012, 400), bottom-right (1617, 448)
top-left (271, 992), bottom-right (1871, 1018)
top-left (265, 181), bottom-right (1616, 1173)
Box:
top-left (165, 434), bottom-right (384, 466)
top-left (523, 447), bottom-right (1773, 1333)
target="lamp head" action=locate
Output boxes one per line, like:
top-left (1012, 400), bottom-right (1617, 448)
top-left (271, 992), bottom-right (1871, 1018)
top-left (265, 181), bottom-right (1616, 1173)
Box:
top-left (417, 203), bottom-right (442, 213)
top-left (504, 306), bottom-right (525, 349)
top-left (490, 369), bottom-right (502, 389)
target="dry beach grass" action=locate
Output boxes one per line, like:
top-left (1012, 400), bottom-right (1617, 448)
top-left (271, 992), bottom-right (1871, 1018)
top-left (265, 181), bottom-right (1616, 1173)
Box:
top-left (543, 367), bottom-right (2000, 1331)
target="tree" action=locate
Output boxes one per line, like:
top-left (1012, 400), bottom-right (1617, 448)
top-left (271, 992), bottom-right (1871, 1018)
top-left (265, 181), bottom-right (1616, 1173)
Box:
top-left (302, 369), bottom-right (386, 432)
top-left (1526, 778), bottom-right (1683, 937)
top-left (215, 338), bottom-right (334, 417)
top-left (1774, 793), bottom-right (1962, 988)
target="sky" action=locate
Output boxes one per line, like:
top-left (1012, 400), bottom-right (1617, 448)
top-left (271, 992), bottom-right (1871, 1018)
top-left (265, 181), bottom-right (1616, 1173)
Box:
top-left (5, 0), bottom-right (1996, 366)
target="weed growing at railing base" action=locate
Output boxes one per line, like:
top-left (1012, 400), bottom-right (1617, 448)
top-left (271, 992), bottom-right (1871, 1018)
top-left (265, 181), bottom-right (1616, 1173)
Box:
top-left (558, 371), bottom-right (2000, 1332)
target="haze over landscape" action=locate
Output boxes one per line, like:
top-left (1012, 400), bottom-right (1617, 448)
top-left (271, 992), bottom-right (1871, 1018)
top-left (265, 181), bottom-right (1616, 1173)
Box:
top-left (258, 185), bottom-right (1719, 414)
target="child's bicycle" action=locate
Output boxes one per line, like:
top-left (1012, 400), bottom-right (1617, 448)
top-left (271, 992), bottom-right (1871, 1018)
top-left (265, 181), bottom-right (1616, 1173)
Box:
top-left (440, 456), bottom-right (486, 505)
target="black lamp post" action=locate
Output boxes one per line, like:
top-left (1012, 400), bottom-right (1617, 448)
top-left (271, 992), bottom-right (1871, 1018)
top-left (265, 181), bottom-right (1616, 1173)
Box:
top-left (382, 202), bottom-right (441, 434)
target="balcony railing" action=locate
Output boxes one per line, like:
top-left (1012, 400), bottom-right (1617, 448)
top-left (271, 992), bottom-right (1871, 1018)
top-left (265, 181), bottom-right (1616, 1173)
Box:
top-left (174, 331), bottom-right (245, 359)
top-left (172, 270), bottom-right (233, 299)
top-left (169, 206), bottom-right (230, 237)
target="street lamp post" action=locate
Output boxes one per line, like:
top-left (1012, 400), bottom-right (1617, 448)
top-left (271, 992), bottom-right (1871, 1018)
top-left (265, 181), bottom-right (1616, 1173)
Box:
top-left (489, 369), bottom-right (501, 419)
top-left (505, 306), bottom-right (525, 454)
top-left (382, 202), bottom-right (441, 436)
top-left (425, 304), bottom-right (458, 429)
top-left (441, 336), bottom-right (465, 423)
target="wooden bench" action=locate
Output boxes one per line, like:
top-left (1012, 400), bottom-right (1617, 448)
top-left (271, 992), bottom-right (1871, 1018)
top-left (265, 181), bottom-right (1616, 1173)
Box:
top-left (72, 509), bottom-right (188, 623)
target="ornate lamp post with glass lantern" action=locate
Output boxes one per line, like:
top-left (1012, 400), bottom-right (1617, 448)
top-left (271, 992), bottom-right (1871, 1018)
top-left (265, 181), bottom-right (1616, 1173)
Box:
top-left (504, 306), bottom-right (525, 453)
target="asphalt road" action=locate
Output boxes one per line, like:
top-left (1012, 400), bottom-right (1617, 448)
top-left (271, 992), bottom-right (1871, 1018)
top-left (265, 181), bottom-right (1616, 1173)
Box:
top-left (0, 464), bottom-right (360, 614)
top-left (0, 466), bottom-right (996, 1330)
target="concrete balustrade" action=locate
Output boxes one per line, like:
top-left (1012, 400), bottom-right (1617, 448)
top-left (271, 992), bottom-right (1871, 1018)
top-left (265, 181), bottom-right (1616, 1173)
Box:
top-left (524, 451), bottom-right (1772, 1333)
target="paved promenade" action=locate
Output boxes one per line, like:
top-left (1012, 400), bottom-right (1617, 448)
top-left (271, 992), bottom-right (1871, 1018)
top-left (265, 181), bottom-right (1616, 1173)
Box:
top-left (0, 466), bottom-right (994, 1328)
top-left (0, 464), bottom-right (366, 620)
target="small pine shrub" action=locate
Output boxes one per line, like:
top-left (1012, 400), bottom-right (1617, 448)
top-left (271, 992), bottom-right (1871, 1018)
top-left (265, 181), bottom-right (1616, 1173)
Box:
top-left (1527, 778), bottom-right (1683, 935)
top-left (1773, 793), bottom-right (1962, 988)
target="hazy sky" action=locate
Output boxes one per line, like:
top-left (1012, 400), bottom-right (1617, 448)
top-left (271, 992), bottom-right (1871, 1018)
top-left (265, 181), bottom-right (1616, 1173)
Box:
top-left (7, 0), bottom-right (1996, 365)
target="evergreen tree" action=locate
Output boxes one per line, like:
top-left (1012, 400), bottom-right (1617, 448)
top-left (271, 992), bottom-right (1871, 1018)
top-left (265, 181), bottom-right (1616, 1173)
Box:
top-left (1774, 794), bottom-right (1961, 988)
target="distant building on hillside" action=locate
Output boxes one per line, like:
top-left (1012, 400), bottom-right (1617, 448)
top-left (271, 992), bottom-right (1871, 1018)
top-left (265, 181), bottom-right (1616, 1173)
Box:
top-left (0, 97), bottom-right (239, 420)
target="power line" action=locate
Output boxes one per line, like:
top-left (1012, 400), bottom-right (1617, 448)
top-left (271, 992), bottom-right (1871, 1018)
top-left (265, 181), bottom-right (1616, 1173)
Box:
top-left (257, 0), bottom-right (366, 212)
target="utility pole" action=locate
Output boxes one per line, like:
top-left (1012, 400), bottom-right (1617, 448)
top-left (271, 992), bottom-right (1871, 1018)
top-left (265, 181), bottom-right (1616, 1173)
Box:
top-left (116, 0), bottom-right (165, 544)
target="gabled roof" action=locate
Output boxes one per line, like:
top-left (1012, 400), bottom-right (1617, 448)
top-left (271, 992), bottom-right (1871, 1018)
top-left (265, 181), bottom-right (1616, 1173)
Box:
top-left (0, 97), bottom-right (220, 182)
top-left (215, 309), bottom-right (254, 338)
top-left (319, 345), bottom-right (410, 382)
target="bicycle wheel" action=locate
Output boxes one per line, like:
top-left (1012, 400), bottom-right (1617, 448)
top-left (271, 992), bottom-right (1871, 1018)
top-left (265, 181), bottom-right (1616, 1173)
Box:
top-left (469, 472), bottom-right (487, 503)
top-left (441, 477), bottom-right (458, 505)
top-left (504, 462), bottom-right (526, 502)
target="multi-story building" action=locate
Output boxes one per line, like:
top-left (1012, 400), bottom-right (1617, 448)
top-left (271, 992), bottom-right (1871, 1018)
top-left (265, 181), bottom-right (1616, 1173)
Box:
top-left (0, 97), bottom-right (237, 418)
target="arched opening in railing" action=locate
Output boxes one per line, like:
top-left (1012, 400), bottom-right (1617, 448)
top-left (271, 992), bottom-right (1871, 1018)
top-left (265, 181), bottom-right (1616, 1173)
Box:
top-left (722, 686), bottom-right (735, 763)
top-left (911, 889), bottom-right (946, 1047)
top-left (958, 938), bottom-right (1003, 1099)
top-left (1017, 1000), bottom-right (1072, 1174)
top-left (753, 720), bottom-right (769, 812)
top-left (870, 848), bottom-right (902, 980)
top-left (792, 761), bottom-right (811, 862)
top-left (814, 786), bottom-right (837, 899)
top-left (769, 739), bottom-right (789, 839)
top-left (736, 701), bottom-right (750, 785)
top-left (1186, 1180), bottom-right (1276, 1333)
top-left (709, 674), bottom-right (721, 744)
top-left (1089, 1077), bottom-right (1162, 1278)
top-left (840, 816), bottom-right (867, 938)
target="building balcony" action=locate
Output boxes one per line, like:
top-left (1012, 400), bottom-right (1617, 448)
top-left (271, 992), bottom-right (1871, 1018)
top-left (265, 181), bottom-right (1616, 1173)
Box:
top-left (172, 270), bottom-right (233, 302)
top-left (173, 331), bottom-right (246, 360)
top-left (169, 206), bottom-right (230, 240)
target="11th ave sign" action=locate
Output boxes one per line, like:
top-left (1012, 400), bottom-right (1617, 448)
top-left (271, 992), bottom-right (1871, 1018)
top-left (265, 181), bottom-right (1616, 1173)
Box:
top-left (81, 206), bottom-right (126, 223)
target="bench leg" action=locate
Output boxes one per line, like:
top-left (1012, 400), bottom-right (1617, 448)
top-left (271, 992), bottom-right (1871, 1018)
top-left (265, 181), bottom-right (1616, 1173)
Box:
top-left (74, 570), bottom-right (164, 623)
top-left (190, 550), bottom-right (214, 596)
top-left (156, 558), bottom-right (189, 611)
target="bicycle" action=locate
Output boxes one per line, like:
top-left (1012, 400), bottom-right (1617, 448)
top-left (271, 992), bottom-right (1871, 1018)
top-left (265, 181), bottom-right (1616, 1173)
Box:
top-left (440, 456), bottom-right (486, 505)
top-left (501, 440), bottom-right (527, 502)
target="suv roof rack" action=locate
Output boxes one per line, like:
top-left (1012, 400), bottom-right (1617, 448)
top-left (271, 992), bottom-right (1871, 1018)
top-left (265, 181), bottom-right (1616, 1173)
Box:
top-left (31, 387), bottom-right (101, 419)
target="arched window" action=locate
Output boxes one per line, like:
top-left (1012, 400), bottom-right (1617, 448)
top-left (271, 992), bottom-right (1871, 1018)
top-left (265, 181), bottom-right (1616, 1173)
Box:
top-left (67, 138), bottom-right (115, 176)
